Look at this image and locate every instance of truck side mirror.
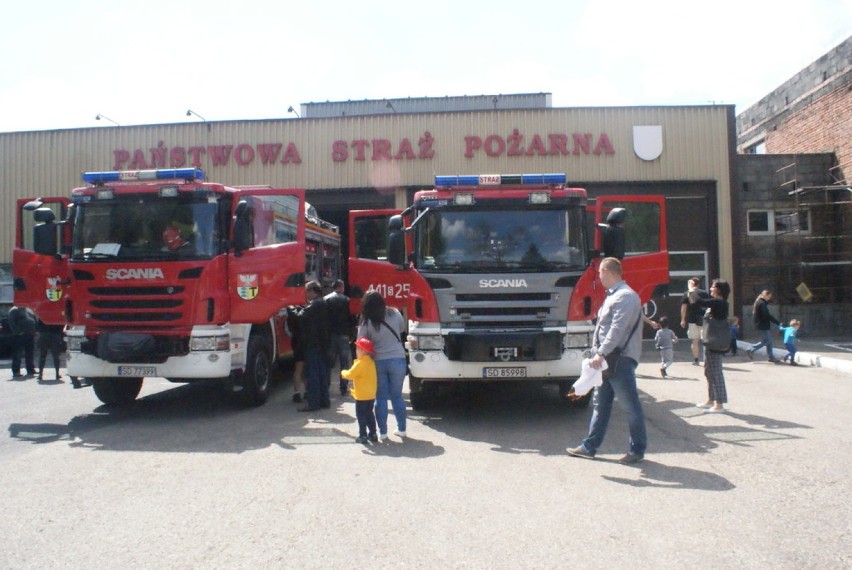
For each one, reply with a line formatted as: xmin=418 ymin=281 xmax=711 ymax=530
xmin=600 ymin=207 xmax=626 ymax=260
xmin=387 ymin=215 xmax=405 ymax=266
xmin=33 ymin=207 xmax=59 ymax=257
xmin=232 ymin=200 xmax=252 ymax=255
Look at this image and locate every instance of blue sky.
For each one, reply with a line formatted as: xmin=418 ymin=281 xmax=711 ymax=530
xmin=0 ymin=0 xmax=849 ymax=132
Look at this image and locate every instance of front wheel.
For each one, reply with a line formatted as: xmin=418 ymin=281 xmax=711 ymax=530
xmin=92 ymin=377 xmax=143 ymax=406
xmin=240 ymin=335 xmax=272 ymax=407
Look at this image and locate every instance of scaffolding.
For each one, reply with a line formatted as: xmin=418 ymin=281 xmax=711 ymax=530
xmin=775 ymin=159 xmax=851 ymax=304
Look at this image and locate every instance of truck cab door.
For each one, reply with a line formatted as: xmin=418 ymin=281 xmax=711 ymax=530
xmin=228 ymin=191 xmax=306 ymax=325
xmin=594 ymin=195 xmax=669 ymax=306
xmin=12 ymin=197 xmax=71 ymax=326
xmin=348 ymin=209 xmax=410 ymax=314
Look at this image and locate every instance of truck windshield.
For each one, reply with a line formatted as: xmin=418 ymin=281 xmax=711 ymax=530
xmin=413 ymin=206 xmax=586 ymax=272
xmin=71 ymin=195 xmax=223 ymax=260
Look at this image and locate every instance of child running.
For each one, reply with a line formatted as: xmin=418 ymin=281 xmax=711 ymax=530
xmin=340 ymin=337 xmax=378 ymax=444
xmin=779 ymin=319 xmax=801 ymax=366
xmin=654 ymin=316 xmax=678 ymax=378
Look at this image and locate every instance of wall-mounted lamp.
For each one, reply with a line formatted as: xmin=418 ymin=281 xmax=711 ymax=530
xmin=287 ymin=106 xmax=300 ymax=118
xmin=385 ymin=100 xmax=396 ymax=113
xmin=186 ymin=109 xmax=206 ymax=121
xmin=95 ymin=113 xmax=119 ymax=126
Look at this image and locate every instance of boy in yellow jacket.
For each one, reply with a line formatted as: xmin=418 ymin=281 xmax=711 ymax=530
xmin=341 ymin=337 xmax=378 ymax=444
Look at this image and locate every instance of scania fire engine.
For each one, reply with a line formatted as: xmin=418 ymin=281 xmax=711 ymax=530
xmin=14 ymin=168 xmax=340 ymax=406
xmin=348 ymin=173 xmax=668 ymax=408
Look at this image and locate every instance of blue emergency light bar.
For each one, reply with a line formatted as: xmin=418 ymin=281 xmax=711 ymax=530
xmin=82 ymin=168 xmax=205 ymax=184
xmin=435 ymin=173 xmax=566 ymax=187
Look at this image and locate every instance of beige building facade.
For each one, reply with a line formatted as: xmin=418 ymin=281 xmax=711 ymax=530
xmin=0 ymin=104 xmax=737 ymax=311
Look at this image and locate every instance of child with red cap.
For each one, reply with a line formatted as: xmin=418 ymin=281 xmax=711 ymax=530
xmin=341 ymin=337 xmax=378 ymax=444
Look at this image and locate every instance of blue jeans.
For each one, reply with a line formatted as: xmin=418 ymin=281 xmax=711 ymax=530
xmin=303 ymin=348 xmax=329 ymax=409
xmin=581 ymin=357 xmax=647 ymax=457
xmin=375 ymin=357 xmax=407 ymax=435
xmin=327 ymin=334 xmax=353 ymax=384
xmin=751 ymin=329 xmax=775 ymax=359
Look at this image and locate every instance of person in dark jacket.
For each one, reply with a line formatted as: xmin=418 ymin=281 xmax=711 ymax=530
xmin=324 ymin=279 xmax=354 ymax=395
xmin=8 ymin=305 xmax=37 ymax=378
xmin=297 ymin=280 xmax=330 ymax=412
xmin=747 ymin=290 xmax=781 ymax=363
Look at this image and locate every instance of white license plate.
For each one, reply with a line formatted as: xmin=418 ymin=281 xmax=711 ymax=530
xmin=482 ymin=367 xmax=527 ymax=378
xmin=117 ymin=366 xmax=156 ymax=377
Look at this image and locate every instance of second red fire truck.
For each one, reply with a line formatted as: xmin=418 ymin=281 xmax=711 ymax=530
xmin=347 ymin=173 xmax=668 ymax=408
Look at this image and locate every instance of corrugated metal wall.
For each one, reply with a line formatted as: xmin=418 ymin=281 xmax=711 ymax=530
xmin=0 ymin=105 xmax=734 ymax=273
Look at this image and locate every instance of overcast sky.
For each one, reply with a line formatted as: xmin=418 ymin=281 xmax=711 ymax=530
xmin=0 ymin=0 xmax=849 ymax=133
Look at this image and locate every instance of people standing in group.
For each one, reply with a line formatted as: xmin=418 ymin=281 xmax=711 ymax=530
xmin=324 ymin=279 xmax=354 ymax=396
xmin=747 ymin=290 xmax=781 ymax=363
xmin=692 ymin=279 xmax=732 ymax=413
xmin=654 ymin=316 xmax=677 ymax=378
xmin=8 ymin=305 xmax=37 ymax=378
xmin=36 ymin=319 xmax=64 ymax=382
xmin=728 ymin=316 xmax=740 ymax=356
xmin=779 ymin=319 xmax=802 ymax=366
xmin=296 ymin=281 xmax=330 ymax=412
xmin=357 ymin=290 xmax=407 ymax=441
xmin=680 ymin=277 xmax=709 ymax=366
xmin=567 ymin=257 xmax=647 ymax=464
xmin=341 ymin=337 xmax=378 ymax=444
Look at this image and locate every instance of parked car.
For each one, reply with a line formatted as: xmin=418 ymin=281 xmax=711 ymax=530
xmin=0 ymin=314 xmax=14 ymax=358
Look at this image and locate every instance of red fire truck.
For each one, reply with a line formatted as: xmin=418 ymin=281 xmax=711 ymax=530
xmin=13 ymin=168 xmax=340 ymax=406
xmin=348 ymin=173 xmax=668 ymax=408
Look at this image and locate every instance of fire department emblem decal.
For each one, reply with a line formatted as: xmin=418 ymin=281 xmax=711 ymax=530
xmin=45 ymin=276 xmax=63 ymax=302
xmin=237 ymin=274 xmax=259 ymax=300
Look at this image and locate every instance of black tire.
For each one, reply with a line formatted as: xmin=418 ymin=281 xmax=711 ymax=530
xmin=240 ymin=334 xmax=272 ymax=407
xmin=92 ymin=377 xmax=143 ymax=406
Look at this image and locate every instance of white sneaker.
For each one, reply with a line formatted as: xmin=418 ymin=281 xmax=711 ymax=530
xmin=379 ymin=433 xmax=388 ymax=441
xmin=393 ymin=430 xmax=407 ymax=438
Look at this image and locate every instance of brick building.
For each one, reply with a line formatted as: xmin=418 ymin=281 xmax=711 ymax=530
xmin=734 ymin=36 xmax=851 ymax=336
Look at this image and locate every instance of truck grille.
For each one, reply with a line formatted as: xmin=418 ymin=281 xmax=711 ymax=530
xmin=84 ymin=285 xmax=186 ymax=325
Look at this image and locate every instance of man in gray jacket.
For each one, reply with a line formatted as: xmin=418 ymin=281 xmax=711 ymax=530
xmin=567 ymin=257 xmax=647 ymax=464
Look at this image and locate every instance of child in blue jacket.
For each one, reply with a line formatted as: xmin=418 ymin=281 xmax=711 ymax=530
xmin=779 ymin=319 xmax=801 ymax=366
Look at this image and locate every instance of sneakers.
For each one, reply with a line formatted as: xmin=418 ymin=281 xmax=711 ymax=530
xmin=566 ymin=446 xmax=595 ymax=460
xmin=746 ymin=350 xmax=754 ymax=360
xmin=696 ymin=402 xmax=713 ymax=409
xmin=692 ymin=359 xmax=700 ymax=366
xmin=368 ymin=434 xmax=379 ymax=443
xmin=769 ymin=358 xmax=781 ymax=364
xmin=618 ymin=453 xmax=644 ymax=464
xmin=706 ymin=407 xmax=726 ymax=413
xmin=393 ymin=430 xmax=407 ymax=438
xmin=378 ymin=433 xmax=388 ymax=442
xmin=355 ymin=436 xmax=369 ymax=444
xmin=660 ymin=367 xmax=667 ymax=378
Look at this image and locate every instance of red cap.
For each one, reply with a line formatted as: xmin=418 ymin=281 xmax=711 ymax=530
xmin=354 ymin=337 xmax=375 ymax=354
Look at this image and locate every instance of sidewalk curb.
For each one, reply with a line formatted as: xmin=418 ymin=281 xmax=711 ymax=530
xmin=737 ymin=341 xmax=852 ymax=376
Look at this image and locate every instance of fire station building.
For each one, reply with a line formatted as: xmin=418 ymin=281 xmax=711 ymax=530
xmin=0 ymin=96 xmax=737 ymax=324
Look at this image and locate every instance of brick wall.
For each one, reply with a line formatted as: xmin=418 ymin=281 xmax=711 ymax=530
xmin=765 ymin=82 xmax=852 ymax=179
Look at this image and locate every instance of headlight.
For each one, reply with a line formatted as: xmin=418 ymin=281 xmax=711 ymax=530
xmin=66 ymin=337 xmax=83 ymax=352
xmin=565 ymin=332 xmax=592 ymax=349
xmin=190 ymin=334 xmax=230 ymax=351
xmin=410 ymin=335 xmax=443 ymax=351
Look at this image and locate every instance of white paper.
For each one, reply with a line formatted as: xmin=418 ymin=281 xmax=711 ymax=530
xmin=571 ymin=358 xmax=608 ymax=396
